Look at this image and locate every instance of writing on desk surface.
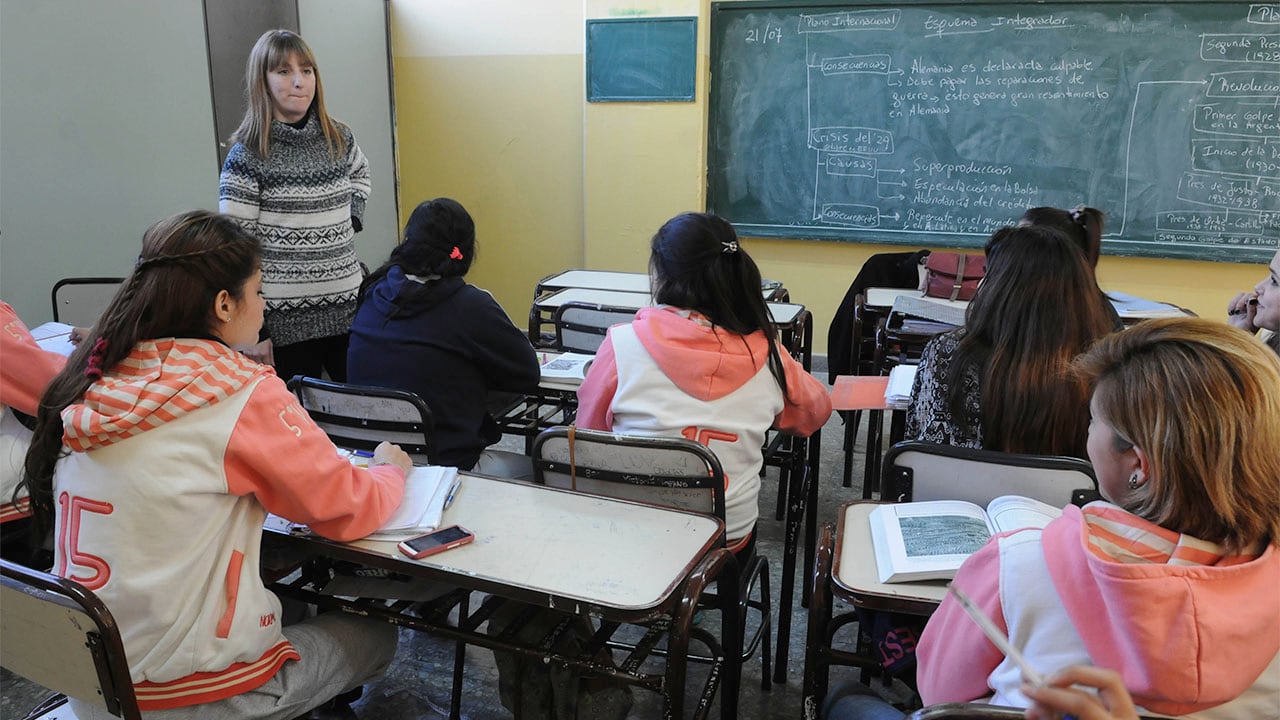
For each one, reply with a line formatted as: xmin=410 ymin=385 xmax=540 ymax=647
xmin=710 ymin=2 xmax=1280 ymax=261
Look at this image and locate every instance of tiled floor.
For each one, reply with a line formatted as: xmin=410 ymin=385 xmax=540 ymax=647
xmin=2 ymin=367 xmax=907 ymax=720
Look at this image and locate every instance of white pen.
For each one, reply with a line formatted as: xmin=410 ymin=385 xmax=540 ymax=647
xmin=948 ymin=584 xmax=1045 ymax=686
xmin=442 ymin=474 xmax=463 ymax=510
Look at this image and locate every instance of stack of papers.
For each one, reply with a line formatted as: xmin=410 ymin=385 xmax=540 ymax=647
xmin=891 ymin=295 xmax=967 ymax=327
xmin=364 ymin=465 xmax=458 ymax=541
xmin=884 ymin=365 xmax=918 ymax=410
xmin=1105 ymin=291 xmax=1186 ymax=318
xmin=30 ymin=321 xmax=77 ymax=357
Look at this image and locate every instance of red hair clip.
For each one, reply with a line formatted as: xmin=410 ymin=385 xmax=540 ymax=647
xmin=449 ymin=246 xmax=464 ymax=260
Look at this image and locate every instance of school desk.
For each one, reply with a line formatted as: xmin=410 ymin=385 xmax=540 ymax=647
xmin=535 ymin=268 xmax=788 ymax=301
xmin=264 ymin=473 xmax=740 ymax=720
xmin=803 ymin=502 xmax=948 ymax=717
xmin=865 ymin=286 xmax=1195 ymax=324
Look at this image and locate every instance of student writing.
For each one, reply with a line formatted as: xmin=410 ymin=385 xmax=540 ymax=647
xmin=20 ymin=210 xmax=412 ymax=719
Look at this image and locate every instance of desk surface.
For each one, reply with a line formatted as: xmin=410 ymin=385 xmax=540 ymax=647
xmin=535 ymin=287 xmax=806 ymax=325
xmin=272 ymin=474 xmax=723 ymax=612
xmin=833 ymin=502 xmax=948 ymax=614
xmin=867 ymin=286 xmax=1195 ymax=321
xmin=539 ymin=268 xmax=783 ymax=299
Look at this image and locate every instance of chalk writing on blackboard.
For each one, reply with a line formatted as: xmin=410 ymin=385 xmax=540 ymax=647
xmin=708 ymin=2 xmax=1280 ymax=262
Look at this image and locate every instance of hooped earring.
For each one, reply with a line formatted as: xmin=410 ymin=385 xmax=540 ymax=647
xmin=1128 ymin=471 xmax=1141 ymax=491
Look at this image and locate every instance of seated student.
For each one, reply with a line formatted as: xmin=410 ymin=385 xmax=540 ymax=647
xmin=1226 ymin=248 xmax=1280 ymax=356
xmin=1018 ymin=205 xmax=1123 ymax=329
xmin=916 ymin=318 xmax=1279 ymax=718
xmin=906 ymin=225 xmax=1116 ymax=457
xmin=20 ymin=210 xmax=412 ymax=720
xmin=347 ymin=198 xmax=540 ymax=477
xmin=576 ymin=212 xmax=831 ymax=548
xmin=1 ymin=301 xmax=66 ymax=524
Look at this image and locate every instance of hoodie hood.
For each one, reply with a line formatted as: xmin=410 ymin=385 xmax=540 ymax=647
xmin=62 ymin=339 xmax=271 ymax=452
xmin=630 ymin=306 xmax=773 ymax=401
xmin=1043 ymin=502 xmax=1280 ymax=716
xmin=364 ymin=265 xmax=465 ymax=319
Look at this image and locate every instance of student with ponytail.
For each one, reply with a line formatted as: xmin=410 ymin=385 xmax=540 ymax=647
xmin=20 ymin=210 xmax=410 ymax=719
xmin=348 ymin=198 xmax=540 ymax=476
xmin=1018 ymin=205 xmax=1123 ymax=329
xmin=576 ymin=212 xmax=831 ymax=547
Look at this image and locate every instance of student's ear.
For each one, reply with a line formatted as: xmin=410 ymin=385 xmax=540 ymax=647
xmin=1131 ymin=444 xmax=1151 ymax=486
xmin=212 ymin=288 xmax=234 ymax=325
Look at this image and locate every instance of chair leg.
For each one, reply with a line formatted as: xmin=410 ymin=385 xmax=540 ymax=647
xmin=757 ymin=560 xmax=773 ymax=691
xmin=841 ymin=410 xmax=861 ymax=488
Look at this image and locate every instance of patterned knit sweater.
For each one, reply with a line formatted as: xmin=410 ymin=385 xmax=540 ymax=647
xmin=219 ymin=113 xmax=370 ymax=346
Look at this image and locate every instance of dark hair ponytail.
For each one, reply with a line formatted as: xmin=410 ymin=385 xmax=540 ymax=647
xmin=1019 ymin=205 xmax=1105 ymax=267
xmin=649 ymin=212 xmax=792 ymax=400
xmin=19 ymin=211 xmax=260 ymax=533
xmin=359 ymin=198 xmax=476 ymax=315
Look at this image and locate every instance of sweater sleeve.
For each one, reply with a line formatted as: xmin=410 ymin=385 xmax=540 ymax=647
xmin=773 ymin=351 xmax=832 ymax=436
xmin=469 ymin=289 xmax=541 ymax=394
xmin=916 ymin=537 xmax=1008 ymax=704
xmin=218 ymin=144 xmax=263 ymax=237
xmin=346 ymin=132 xmax=370 ymax=224
xmin=0 ymin=302 xmax=66 ymax=415
xmin=223 ymin=376 xmax=405 ymax=542
xmin=575 ymin=331 xmax=619 ymax=430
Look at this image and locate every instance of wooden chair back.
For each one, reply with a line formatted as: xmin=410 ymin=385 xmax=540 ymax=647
xmin=288 ymin=376 xmax=435 ymax=465
xmin=51 ymin=277 xmax=124 ymax=327
xmin=881 ymin=440 xmax=1099 ymax=508
xmin=0 ymin=558 xmax=141 ymax=719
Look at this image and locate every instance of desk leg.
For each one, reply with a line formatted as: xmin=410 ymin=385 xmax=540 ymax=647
xmin=801 ymin=525 xmax=835 ymax=720
xmin=862 ymin=409 xmax=883 ymax=500
xmin=449 ymin=592 xmax=469 ymax=720
xmin=803 ymin=430 xmax=820 ymax=609
xmin=670 ymin=549 xmax=740 ymax=720
xmin=773 ymin=446 xmax=810 ymax=684
xmin=841 ymin=411 xmax=860 ymax=488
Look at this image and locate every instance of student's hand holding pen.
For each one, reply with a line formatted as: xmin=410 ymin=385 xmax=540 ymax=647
xmin=370 ymin=441 xmax=412 ymax=477
xmin=1227 ymin=291 xmax=1259 ymax=332
xmin=1022 ymin=666 xmax=1139 ymax=720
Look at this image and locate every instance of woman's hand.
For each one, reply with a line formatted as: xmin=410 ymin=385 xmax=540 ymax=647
xmin=69 ymin=327 xmax=92 ymax=345
xmin=1022 ymin=666 xmax=1139 ymax=720
xmin=371 ymin=441 xmax=412 ymax=477
xmin=1227 ymin=291 xmax=1259 ymax=333
xmin=241 ymin=338 xmax=274 ymax=366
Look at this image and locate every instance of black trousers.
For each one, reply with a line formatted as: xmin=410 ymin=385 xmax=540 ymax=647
xmin=273 ymin=333 xmax=350 ymax=384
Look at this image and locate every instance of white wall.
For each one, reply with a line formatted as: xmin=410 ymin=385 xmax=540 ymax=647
xmin=0 ymin=0 xmax=400 ymax=322
xmin=0 ymin=0 xmax=219 ymax=321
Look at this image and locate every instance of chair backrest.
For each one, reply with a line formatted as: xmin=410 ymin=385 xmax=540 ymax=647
xmin=51 ymin=277 xmax=124 ymax=327
xmin=0 ymin=559 xmax=142 ymax=720
xmin=288 ymin=376 xmax=435 ymax=464
xmin=882 ymin=440 xmax=1099 ymax=508
xmin=531 ymin=426 xmax=726 ymax=520
xmin=552 ymin=301 xmax=639 ymax=354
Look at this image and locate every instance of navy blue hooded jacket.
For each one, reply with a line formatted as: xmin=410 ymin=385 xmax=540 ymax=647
xmin=348 ymin=266 xmax=540 ymax=469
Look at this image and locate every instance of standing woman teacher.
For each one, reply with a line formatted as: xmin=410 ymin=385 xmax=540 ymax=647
xmin=220 ymin=29 xmax=369 ymax=382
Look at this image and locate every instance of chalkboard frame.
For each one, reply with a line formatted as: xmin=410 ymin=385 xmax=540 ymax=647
xmin=587 ymin=16 xmax=698 ymax=103
xmin=707 ymin=0 xmax=1279 ymax=263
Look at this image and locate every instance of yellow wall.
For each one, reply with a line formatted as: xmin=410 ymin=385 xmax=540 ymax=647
xmin=396 ymin=1 xmax=1269 ymax=352
xmin=389 ymin=1 xmax=585 ymax=320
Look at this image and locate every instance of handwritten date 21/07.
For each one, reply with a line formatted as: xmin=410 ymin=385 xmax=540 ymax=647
xmin=745 ymin=24 xmax=782 ymax=44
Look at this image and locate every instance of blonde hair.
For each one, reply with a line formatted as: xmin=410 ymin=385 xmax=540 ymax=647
xmin=1072 ymin=318 xmax=1280 ymax=552
xmin=229 ymin=29 xmax=346 ymax=159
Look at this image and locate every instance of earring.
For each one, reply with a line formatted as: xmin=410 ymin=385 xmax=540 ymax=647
xmin=1128 ymin=472 xmax=1141 ymax=490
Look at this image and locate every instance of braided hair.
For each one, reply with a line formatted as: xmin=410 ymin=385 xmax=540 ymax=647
xmin=19 ymin=211 xmax=261 ymax=533
xmin=649 ymin=212 xmax=791 ymax=400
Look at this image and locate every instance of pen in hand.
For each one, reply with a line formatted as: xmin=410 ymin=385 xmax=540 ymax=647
xmin=443 ymin=474 xmax=463 ymax=510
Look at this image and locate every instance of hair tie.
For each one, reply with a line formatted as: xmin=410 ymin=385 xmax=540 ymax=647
xmin=1069 ymin=206 xmax=1087 ymax=226
xmin=449 ymin=246 xmax=464 ymax=261
xmin=721 ymin=240 xmax=739 ymax=254
xmin=85 ymin=337 xmax=109 ymax=381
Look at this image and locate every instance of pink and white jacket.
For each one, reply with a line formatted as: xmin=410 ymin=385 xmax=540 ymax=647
xmin=53 ymin=338 xmax=405 ymax=711
xmin=576 ymin=307 xmax=831 ymax=543
xmin=1 ymin=301 xmax=66 ymax=522
xmin=917 ymin=502 xmax=1280 ymax=718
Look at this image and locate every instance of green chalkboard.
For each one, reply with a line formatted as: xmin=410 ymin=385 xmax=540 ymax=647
xmin=708 ymin=1 xmax=1280 ymax=262
xmin=587 ymin=17 xmax=698 ymax=102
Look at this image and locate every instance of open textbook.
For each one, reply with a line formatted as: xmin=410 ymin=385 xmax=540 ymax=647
xmin=869 ymin=495 xmax=1061 ymax=583
xmin=540 ymin=352 xmax=594 ymax=380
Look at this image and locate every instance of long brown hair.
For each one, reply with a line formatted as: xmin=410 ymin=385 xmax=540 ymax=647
xmin=229 ymin=29 xmax=346 ymax=159
xmin=19 ymin=211 xmax=261 ymax=533
xmin=1072 ymin=318 xmax=1280 ymax=552
xmin=947 ymin=225 xmax=1115 ymax=457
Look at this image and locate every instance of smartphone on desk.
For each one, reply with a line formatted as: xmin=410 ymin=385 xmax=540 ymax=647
xmin=397 ymin=525 xmax=475 ymax=560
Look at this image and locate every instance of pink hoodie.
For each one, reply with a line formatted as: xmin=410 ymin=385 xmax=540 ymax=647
xmin=577 ymin=306 xmax=830 ymax=435
xmin=918 ymin=503 xmax=1280 ymax=717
